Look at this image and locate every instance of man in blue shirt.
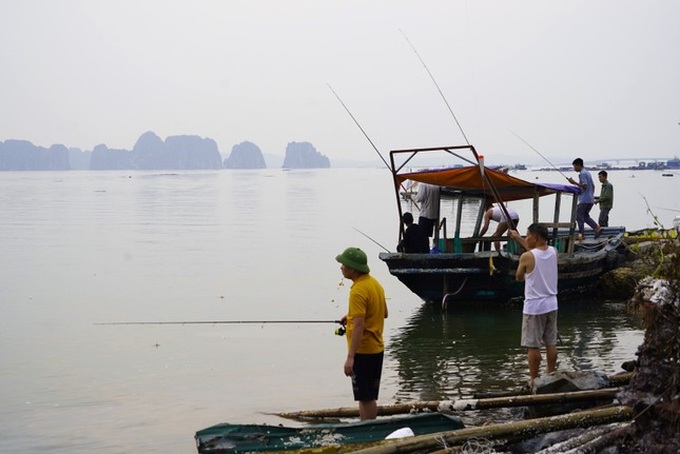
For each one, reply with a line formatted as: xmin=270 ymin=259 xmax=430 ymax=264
xmin=567 ymin=158 xmax=603 ymax=240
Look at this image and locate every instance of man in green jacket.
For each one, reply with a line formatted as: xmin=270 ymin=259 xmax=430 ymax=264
xmin=595 ymin=170 xmax=614 ymax=227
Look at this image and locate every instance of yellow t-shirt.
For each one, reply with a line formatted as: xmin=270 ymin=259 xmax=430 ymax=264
xmin=346 ymin=274 xmax=387 ymax=354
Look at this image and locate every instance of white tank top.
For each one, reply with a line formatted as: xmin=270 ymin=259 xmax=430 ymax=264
xmin=523 ymin=247 xmax=558 ymax=315
xmin=491 ymin=207 xmax=519 ymax=222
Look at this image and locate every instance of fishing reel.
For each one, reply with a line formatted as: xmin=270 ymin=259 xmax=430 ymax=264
xmin=335 ymin=325 xmax=346 ymax=336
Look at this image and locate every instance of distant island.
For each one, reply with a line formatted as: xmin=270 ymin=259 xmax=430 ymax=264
xmin=0 ymin=131 xmax=331 ymax=171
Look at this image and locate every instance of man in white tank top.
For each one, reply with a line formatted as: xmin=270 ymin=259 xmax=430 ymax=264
xmin=509 ymin=223 xmax=558 ymax=388
xmin=479 ymin=202 xmax=520 ymax=252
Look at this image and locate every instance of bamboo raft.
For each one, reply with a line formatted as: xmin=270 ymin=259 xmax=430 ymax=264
xmin=262 ymin=406 xmax=633 ymax=454
xmin=197 ymin=373 xmax=635 ymax=453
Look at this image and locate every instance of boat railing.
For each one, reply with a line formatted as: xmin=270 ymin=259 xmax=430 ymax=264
xmin=436 ymin=219 xmax=580 ymax=255
xmin=436 ymin=236 xmax=520 ymax=254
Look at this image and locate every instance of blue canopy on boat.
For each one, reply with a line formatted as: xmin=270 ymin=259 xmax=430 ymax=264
xmin=536 ymin=182 xmax=582 ymax=195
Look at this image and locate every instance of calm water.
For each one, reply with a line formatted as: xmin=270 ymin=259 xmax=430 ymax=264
xmin=0 ymin=168 xmax=675 ymax=453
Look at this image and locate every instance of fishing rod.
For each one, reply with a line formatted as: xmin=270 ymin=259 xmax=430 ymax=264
xmin=327 ymin=84 xmax=391 ymax=171
xmin=399 ymin=31 xmax=512 ymax=231
xmin=509 ymin=130 xmax=570 ymax=180
xmin=352 ymin=226 xmax=391 ymax=253
xmin=328 ymin=82 xmax=421 ymax=224
xmin=474 ymin=152 xmax=516 ymax=232
xmin=400 ymin=29 xmax=470 ymax=146
xmin=95 ymin=320 xmax=343 ymax=326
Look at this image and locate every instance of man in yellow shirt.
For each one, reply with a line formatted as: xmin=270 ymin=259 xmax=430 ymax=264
xmin=336 ymin=247 xmax=388 ymax=420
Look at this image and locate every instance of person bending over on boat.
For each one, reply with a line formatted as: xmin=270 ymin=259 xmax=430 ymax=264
xmin=595 ymin=170 xmax=613 ymax=228
xmin=508 ymin=224 xmax=558 ymax=389
xmin=397 ymin=212 xmax=429 ymax=253
xmin=335 ymin=247 xmax=388 ymax=420
xmin=567 ymin=158 xmax=603 ymax=240
xmin=479 ymin=201 xmax=520 ymax=252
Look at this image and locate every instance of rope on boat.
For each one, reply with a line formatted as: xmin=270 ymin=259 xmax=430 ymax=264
xmin=441 ymin=277 xmax=468 ymax=309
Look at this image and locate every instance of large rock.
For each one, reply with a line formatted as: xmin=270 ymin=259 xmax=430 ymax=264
xmin=526 ymin=371 xmax=611 ymax=418
xmin=600 ymin=266 xmax=642 ymax=300
xmin=132 ymin=131 xmax=166 ymax=169
xmin=224 ymin=141 xmax=266 ymax=169
xmin=90 ymin=144 xmax=133 ymax=170
xmin=68 ymin=147 xmax=91 ymax=170
xmin=282 ymin=141 xmax=330 ymax=169
xmin=163 ymin=135 xmax=222 ymax=170
xmin=91 ymin=131 xmax=223 ymax=170
xmin=0 ymin=139 xmax=70 ymax=170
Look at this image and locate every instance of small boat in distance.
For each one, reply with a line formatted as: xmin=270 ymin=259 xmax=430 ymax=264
xmin=379 ymin=145 xmax=625 ymax=305
xmin=195 ymin=412 xmax=464 ymax=453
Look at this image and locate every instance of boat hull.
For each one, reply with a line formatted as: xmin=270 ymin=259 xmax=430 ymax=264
xmin=379 ymin=236 xmax=624 ymax=304
xmin=195 ymin=412 xmax=464 ymax=453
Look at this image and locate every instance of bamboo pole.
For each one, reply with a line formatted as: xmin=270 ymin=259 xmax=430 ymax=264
xmin=607 ymin=372 xmax=633 ymax=387
xmin=473 ymin=372 xmax=632 ymax=399
xmin=439 ymin=388 xmax=621 ymax=411
xmin=348 ymin=406 xmax=633 ymax=454
xmin=274 ymin=401 xmax=440 ymax=419
xmin=275 ymin=388 xmax=621 ymax=420
xmin=534 ymin=422 xmax=630 ymax=453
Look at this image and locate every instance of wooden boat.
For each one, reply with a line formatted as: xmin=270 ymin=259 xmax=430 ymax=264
xmin=379 ymin=145 xmax=626 ymax=305
xmin=194 ymin=412 xmax=464 ymax=453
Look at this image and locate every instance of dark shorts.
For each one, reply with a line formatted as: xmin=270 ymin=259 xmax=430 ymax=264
xmin=418 ymin=217 xmax=435 ymax=237
xmin=351 ymin=352 xmax=384 ymax=401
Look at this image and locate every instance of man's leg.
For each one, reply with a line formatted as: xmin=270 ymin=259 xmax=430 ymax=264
xmin=527 ymin=347 xmax=541 ymax=387
xmin=576 ymin=204 xmax=587 ymax=235
xmin=546 ymin=345 xmax=558 ymax=374
xmin=493 ymin=223 xmax=508 ymax=252
xmin=583 ymin=203 xmax=600 ymax=230
xmin=598 ymin=207 xmax=610 ymax=227
xmin=359 ymin=400 xmax=378 ymax=420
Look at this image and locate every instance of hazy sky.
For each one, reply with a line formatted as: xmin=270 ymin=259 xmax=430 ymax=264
xmin=1 ymin=1 xmax=679 ymax=165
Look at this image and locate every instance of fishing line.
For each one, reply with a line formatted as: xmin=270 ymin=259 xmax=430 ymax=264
xmin=400 ymin=29 xmax=470 ymax=145
xmin=654 ymin=206 xmax=680 ymax=213
xmin=509 ymin=130 xmax=570 ymax=180
xmin=352 ymin=226 xmax=391 ymax=253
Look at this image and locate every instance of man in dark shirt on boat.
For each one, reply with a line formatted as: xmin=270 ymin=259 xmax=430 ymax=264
xmin=397 ymin=212 xmax=429 ymax=253
xmin=335 ymin=247 xmax=388 ymax=420
xmin=509 ymin=224 xmax=558 ymax=389
xmin=595 ymin=170 xmax=613 ymax=227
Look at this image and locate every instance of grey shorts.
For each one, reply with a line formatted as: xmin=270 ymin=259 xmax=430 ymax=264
xmin=521 ymin=311 xmax=558 ymax=348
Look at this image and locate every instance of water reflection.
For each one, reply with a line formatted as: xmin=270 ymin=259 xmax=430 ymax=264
xmin=387 ymin=300 xmax=643 ymax=402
